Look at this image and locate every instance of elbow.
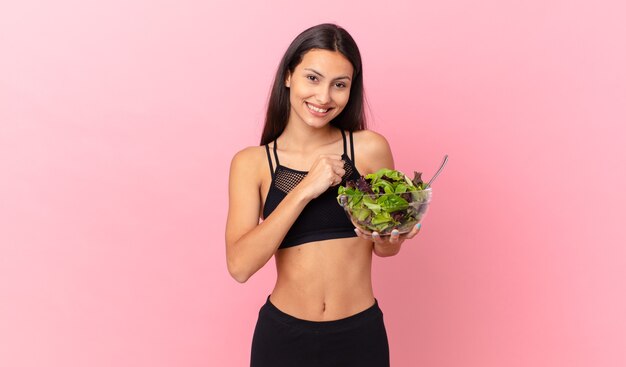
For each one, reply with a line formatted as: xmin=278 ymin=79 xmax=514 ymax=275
xmin=227 ymin=257 xmax=252 ymax=283
xmin=230 ymin=270 xmax=251 ymax=284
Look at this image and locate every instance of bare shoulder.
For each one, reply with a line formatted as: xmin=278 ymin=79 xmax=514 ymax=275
xmin=352 ymin=130 xmax=394 ymax=173
xmin=352 ymin=129 xmax=390 ymax=152
xmin=229 ymin=145 xmax=267 ymax=182
xmin=231 ymin=145 xmax=265 ymax=164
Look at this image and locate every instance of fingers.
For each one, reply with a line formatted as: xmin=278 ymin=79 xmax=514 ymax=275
xmin=334 ymin=159 xmax=346 ymax=181
xmin=404 ymin=223 xmax=422 ymax=239
xmin=389 ymin=229 xmax=401 ymax=244
xmin=320 ymin=155 xmax=346 ymax=170
xmin=354 ymin=228 xmax=386 ymax=245
xmin=354 ymin=223 xmax=423 ymax=244
xmin=371 ymin=231 xmax=387 ymax=245
xmin=331 ymin=167 xmax=346 ymax=186
xmin=316 ymin=155 xmax=345 ymax=186
xmin=329 ymin=158 xmax=346 ymax=175
xmin=298 ymin=154 xmax=347 ymax=199
xmin=329 ymin=165 xmax=345 ymax=186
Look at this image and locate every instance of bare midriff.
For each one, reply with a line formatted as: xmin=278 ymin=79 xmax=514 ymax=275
xmin=269 ymin=236 xmax=375 ymax=321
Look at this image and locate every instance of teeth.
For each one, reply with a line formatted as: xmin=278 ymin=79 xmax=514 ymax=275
xmin=307 ymin=103 xmax=328 ymax=113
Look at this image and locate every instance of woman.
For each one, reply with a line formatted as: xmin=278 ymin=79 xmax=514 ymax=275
xmin=225 ymin=23 xmax=421 ymax=367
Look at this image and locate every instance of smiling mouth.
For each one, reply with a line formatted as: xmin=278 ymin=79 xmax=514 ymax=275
xmin=306 ymin=102 xmax=331 ymax=113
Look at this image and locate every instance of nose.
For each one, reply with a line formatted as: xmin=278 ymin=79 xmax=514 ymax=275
xmin=315 ymin=86 xmax=331 ymax=105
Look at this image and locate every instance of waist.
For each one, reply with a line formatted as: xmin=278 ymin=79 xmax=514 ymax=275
xmin=272 ymin=244 xmax=374 ymax=320
xmin=265 ymin=293 xmax=380 ymax=325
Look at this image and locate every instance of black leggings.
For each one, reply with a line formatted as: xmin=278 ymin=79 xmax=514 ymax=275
xmin=251 ymin=296 xmax=390 ymax=367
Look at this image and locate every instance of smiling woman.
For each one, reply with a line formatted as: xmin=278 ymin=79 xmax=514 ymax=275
xmin=285 ymin=50 xmax=353 ymax=127
xmin=224 ymin=23 xmax=422 ymax=367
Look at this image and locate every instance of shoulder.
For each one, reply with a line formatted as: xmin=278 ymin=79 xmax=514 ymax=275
xmin=351 ymin=130 xmax=394 ymax=173
xmin=230 ymin=145 xmax=268 ymax=165
xmin=231 ymin=145 xmax=266 ymax=163
xmin=229 ymin=145 xmax=268 ymax=179
xmin=352 ymin=129 xmax=390 ymax=152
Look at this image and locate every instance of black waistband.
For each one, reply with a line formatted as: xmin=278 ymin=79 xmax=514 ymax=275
xmin=260 ymin=295 xmax=382 ymax=333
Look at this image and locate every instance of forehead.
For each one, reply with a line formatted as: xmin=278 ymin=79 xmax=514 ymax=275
xmin=296 ymin=49 xmax=354 ymax=76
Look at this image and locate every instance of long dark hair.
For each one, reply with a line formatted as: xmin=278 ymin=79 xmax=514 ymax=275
xmin=260 ymin=23 xmax=367 ymax=145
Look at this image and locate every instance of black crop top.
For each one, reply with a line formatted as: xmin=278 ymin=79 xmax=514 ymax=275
xmin=262 ymin=130 xmax=362 ymax=249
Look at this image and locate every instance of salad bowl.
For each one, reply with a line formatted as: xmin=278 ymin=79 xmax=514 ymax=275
xmin=338 ymin=189 xmax=431 ymax=235
xmin=337 ymin=168 xmax=432 ymax=236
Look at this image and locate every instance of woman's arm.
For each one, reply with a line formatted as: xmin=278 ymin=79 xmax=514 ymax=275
xmin=354 ymin=130 xmax=419 ymax=257
xmin=225 ymin=147 xmax=306 ymax=283
xmin=225 ymin=147 xmax=345 ymax=283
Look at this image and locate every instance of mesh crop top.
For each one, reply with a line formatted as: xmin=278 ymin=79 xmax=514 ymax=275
xmin=262 ymin=130 xmax=362 ymax=249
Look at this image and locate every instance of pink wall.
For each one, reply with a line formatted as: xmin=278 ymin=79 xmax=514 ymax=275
xmin=1 ymin=1 xmax=625 ymax=366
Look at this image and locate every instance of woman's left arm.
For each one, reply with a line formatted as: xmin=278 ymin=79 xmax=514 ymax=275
xmin=352 ymin=130 xmax=422 ymax=257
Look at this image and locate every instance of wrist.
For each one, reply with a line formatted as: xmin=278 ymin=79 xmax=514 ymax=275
xmin=289 ymin=185 xmax=313 ymax=204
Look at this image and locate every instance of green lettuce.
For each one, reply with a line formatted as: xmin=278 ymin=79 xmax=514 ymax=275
xmin=337 ymin=168 xmax=429 ymax=234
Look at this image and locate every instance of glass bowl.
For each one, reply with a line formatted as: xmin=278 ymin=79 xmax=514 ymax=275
xmin=337 ymin=188 xmax=432 ymax=236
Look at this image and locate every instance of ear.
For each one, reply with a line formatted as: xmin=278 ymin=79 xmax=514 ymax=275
xmin=285 ymin=72 xmax=291 ymax=88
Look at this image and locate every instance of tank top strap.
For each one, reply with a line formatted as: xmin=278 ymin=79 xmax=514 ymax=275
xmin=340 ymin=129 xmax=348 ymax=157
xmin=272 ymin=139 xmax=280 ymax=166
xmin=349 ymin=130 xmax=355 ymax=164
xmin=265 ymin=144 xmax=275 ymax=179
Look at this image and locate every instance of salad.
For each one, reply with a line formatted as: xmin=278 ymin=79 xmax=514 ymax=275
xmin=337 ymin=168 xmax=431 ymax=234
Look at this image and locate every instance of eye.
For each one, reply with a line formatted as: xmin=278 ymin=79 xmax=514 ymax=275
xmin=306 ymin=75 xmax=318 ymax=82
xmin=335 ymin=82 xmax=347 ymax=88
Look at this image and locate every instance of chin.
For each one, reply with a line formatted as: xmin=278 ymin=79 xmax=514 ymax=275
xmin=305 ymin=111 xmax=340 ymax=127
xmin=304 ymin=118 xmax=334 ymax=129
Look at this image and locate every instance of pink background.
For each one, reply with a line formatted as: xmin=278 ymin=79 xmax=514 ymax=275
xmin=1 ymin=1 xmax=625 ymax=366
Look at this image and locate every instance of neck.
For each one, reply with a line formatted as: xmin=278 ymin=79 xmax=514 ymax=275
xmin=280 ymin=122 xmax=338 ymax=152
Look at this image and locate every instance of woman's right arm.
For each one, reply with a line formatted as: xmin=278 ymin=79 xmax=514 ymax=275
xmin=224 ymin=147 xmax=304 ymax=283
xmin=225 ymin=148 xmax=345 ymax=283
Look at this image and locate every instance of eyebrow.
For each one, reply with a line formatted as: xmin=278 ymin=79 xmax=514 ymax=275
xmin=304 ymin=68 xmax=351 ymax=81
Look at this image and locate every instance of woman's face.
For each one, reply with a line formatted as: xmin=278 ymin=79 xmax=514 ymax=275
xmin=285 ymin=49 xmax=354 ymax=129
